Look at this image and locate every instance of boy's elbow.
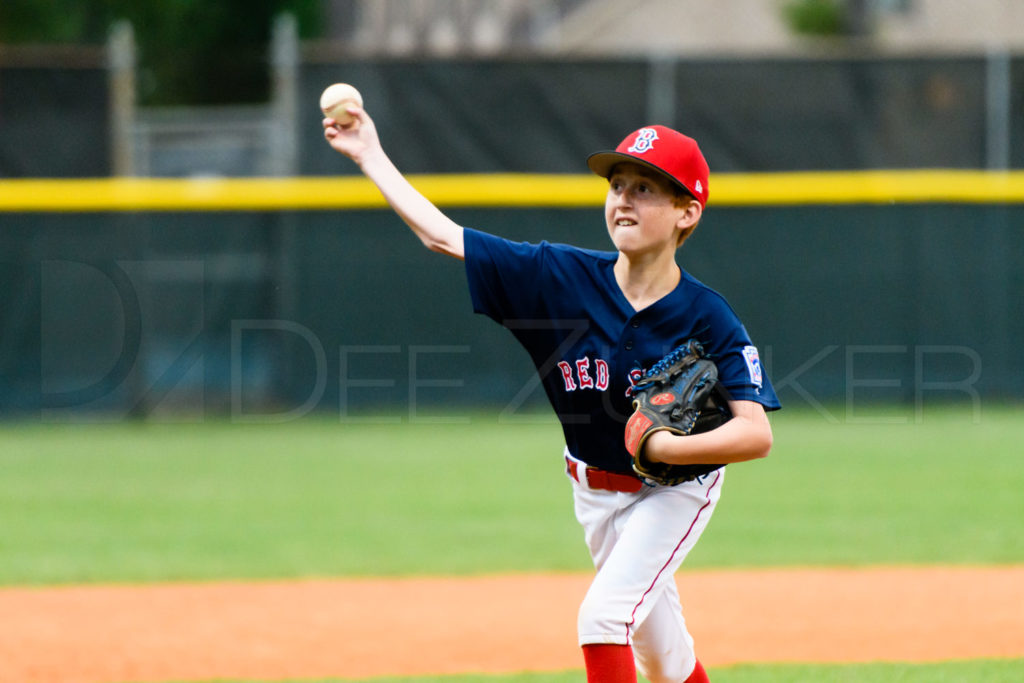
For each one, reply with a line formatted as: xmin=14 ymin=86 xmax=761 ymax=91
xmin=421 ymin=227 xmax=465 ymax=259
xmin=752 ymin=423 xmax=773 ymax=460
xmin=424 ymin=239 xmax=464 ymax=259
xmin=731 ymin=400 xmax=773 ymax=461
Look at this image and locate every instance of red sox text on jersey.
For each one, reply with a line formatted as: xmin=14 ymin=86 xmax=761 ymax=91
xmin=556 ymin=356 xmax=610 ymax=392
xmin=557 ymin=356 xmax=644 ymax=397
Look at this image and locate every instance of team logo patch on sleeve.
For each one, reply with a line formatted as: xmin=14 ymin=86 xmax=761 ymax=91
xmin=742 ymin=345 xmax=763 ymax=388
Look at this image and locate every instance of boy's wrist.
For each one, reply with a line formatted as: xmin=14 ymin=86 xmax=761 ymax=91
xmin=355 ymin=145 xmax=387 ymax=173
xmin=643 ymin=430 xmax=678 ymax=464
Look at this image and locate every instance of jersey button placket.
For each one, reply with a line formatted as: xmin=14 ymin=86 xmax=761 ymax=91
xmin=623 ymin=317 xmax=641 ymax=352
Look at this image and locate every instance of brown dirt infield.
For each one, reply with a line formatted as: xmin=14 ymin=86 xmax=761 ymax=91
xmin=2 ymin=566 xmax=1022 ymax=683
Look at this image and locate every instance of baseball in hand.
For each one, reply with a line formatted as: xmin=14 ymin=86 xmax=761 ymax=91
xmin=320 ymin=83 xmax=363 ymax=126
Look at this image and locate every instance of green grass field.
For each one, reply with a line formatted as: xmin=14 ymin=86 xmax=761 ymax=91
xmin=166 ymin=658 xmax=1024 ymax=683
xmin=2 ymin=405 xmax=1022 ymax=584
xmin=3 ymin=405 xmax=1023 ymax=681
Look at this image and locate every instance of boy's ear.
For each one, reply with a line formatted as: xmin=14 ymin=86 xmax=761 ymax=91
xmin=677 ymin=199 xmax=702 ymax=229
xmin=675 ymin=200 xmax=702 ymax=246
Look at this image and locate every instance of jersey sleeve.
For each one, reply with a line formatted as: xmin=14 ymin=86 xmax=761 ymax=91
xmin=698 ymin=291 xmax=781 ymax=411
xmin=463 ymin=228 xmax=547 ymax=323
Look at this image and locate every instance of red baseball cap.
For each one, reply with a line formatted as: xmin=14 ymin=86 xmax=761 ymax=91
xmin=587 ymin=125 xmax=709 ymax=208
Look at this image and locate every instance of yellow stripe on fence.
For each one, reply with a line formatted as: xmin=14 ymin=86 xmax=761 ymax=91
xmin=2 ymin=171 xmax=1024 ymax=212
xmin=713 ymin=170 xmax=1024 ymax=205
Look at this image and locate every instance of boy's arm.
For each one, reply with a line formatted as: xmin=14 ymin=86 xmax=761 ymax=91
xmin=323 ymin=107 xmax=465 ymax=260
xmin=643 ymin=400 xmax=773 ymax=466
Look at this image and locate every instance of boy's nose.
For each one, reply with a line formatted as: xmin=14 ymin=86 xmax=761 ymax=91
xmin=615 ymin=188 xmax=635 ymax=205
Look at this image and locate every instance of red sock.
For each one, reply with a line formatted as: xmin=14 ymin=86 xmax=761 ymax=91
xmin=581 ymin=644 xmax=636 ymax=682
xmin=685 ymin=658 xmax=710 ymax=683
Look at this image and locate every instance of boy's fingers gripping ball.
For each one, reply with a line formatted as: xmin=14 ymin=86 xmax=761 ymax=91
xmin=320 ymin=83 xmax=363 ymax=126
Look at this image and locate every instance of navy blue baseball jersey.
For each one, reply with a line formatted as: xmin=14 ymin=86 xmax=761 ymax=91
xmin=464 ymin=228 xmax=780 ymax=474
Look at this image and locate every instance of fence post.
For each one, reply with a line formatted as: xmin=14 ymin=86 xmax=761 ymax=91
xmin=270 ymin=13 xmax=300 ymax=177
xmin=269 ymin=13 xmax=302 ymax=409
xmin=646 ymin=54 xmax=676 ymax=126
xmin=985 ymin=47 xmax=1011 ymax=170
xmin=108 ymin=20 xmax=136 ymax=177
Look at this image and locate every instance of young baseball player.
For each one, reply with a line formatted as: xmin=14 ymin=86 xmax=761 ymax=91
xmin=324 ymin=106 xmax=779 ymax=682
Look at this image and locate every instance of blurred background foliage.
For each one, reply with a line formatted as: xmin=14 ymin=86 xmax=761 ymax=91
xmin=783 ymin=0 xmax=846 ymax=36
xmin=0 ymin=0 xmax=325 ymax=104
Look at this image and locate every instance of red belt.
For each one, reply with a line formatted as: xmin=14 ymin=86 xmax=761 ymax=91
xmin=565 ymin=456 xmax=644 ymax=493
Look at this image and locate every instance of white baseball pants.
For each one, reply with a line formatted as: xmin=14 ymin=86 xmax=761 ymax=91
xmin=567 ymin=451 xmax=724 ymax=682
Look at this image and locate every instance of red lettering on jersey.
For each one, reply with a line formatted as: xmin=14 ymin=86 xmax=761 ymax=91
xmin=559 ymin=356 xmax=613 ymax=393
xmin=595 ymin=359 xmax=609 ymax=390
xmin=557 ymin=361 xmax=577 ymax=391
xmin=576 ymin=357 xmax=594 ymax=389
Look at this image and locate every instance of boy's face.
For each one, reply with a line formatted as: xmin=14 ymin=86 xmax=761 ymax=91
xmin=604 ymin=163 xmax=700 ymax=256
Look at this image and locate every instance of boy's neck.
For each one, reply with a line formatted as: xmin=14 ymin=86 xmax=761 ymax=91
xmin=613 ymin=254 xmax=681 ymax=312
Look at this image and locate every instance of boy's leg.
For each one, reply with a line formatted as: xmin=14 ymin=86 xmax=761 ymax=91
xmin=575 ymin=470 xmax=724 ymax=679
xmin=630 ymin=580 xmax=694 ymax=682
xmin=630 ymin=583 xmax=711 ymax=682
xmin=582 ymin=644 xmax=636 ymax=683
xmin=580 ymin=642 xmax=708 ymax=683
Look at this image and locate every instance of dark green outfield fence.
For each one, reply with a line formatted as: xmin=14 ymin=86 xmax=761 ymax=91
xmin=1 ymin=199 xmax=1021 ymax=419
